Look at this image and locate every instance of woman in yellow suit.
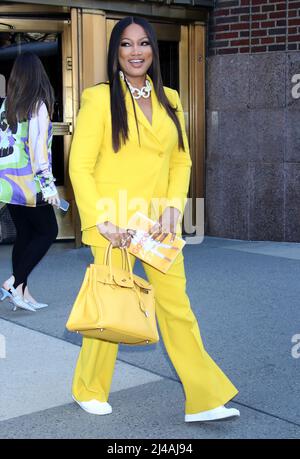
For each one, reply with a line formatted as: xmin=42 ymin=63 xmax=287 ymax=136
xmin=69 ymin=16 xmax=240 ymax=422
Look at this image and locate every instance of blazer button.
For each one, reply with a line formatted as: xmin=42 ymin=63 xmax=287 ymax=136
xmin=158 ymin=152 xmax=163 ymax=157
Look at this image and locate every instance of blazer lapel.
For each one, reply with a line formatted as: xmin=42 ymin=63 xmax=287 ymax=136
xmin=121 ymin=76 xmax=167 ymax=143
xmin=150 ymin=86 xmax=168 ymax=135
xmin=124 ymin=86 xmax=151 ymax=133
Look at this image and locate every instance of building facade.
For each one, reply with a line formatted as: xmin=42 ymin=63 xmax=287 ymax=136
xmin=206 ymin=1 xmax=300 ymax=241
xmin=0 ymin=0 xmax=210 ymax=245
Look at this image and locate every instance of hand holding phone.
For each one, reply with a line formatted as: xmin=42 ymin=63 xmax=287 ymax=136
xmin=59 ymin=198 xmax=70 ymax=212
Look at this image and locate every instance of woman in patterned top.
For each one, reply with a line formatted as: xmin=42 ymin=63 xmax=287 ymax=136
xmin=0 ymin=52 xmax=59 ymax=312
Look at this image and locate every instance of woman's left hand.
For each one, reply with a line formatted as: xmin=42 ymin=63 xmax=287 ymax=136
xmin=151 ymin=206 xmax=181 ymax=243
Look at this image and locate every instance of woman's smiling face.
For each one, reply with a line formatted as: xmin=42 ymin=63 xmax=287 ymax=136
xmin=118 ymin=23 xmax=153 ymax=80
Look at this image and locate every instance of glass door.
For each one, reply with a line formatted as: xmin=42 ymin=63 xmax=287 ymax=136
xmin=0 ymin=18 xmax=74 ymax=239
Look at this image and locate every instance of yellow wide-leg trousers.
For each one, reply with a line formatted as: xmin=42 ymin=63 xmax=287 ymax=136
xmin=72 ymin=246 xmax=238 ymax=414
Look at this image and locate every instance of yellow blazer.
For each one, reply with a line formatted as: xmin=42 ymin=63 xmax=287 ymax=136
xmin=69 ymin=77 xmax=192 ymax=247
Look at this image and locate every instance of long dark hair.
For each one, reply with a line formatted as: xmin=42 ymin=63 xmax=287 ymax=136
xmin=107 ymin=16 xmax=184 ymax=153
xmin=6 ymin=52 xmax=55 ymax=129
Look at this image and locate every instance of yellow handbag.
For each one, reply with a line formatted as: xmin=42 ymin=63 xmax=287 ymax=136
xmin=66 ymin=243 xmax=159 ymax=345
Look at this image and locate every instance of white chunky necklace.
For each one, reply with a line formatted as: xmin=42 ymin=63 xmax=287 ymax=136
xmin=119 ymin=71 xmax=152 ymax=99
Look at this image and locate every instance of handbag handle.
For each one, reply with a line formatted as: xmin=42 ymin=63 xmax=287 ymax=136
xmin=120 ymin=247 xmax=132 ymax=272
xmin=103 ymin=243 xmax=149 ymax=317
xmin=104 ymin=243 xmax=114 ymax=281
xmin=104 ymin=243 xmax=130 ymax=270
xmin=103 ymin=243 xmax=134 ymax=281
xmin=121 ymin=247 xmax=134 ymax=280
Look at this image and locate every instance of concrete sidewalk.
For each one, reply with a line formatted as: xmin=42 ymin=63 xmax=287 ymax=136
xmin=0 ymin=237 xmax=300 ymax=439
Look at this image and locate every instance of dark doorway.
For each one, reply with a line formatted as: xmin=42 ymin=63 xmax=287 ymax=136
xmin=158 ymin=40 xmax=179 ymax=91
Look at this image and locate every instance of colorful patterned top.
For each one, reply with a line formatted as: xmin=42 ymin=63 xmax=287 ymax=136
xmin=0 ymin=98 xmax=56 ymax=207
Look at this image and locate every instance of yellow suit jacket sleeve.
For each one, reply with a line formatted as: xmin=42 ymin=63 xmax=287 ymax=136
xmin=165 ymin=90 xmax=192 ymax=215
xmin=69 ymin=86 xmax=109 ymax=230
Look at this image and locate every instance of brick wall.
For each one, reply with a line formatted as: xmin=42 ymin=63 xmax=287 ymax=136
xmin=209 ymin=0 xmax=300 ymax=54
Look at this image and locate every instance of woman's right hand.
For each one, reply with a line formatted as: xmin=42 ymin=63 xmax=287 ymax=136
xmin=45 ymin=192 xmax=60 ymax=207
xmin=97 ymin=221 xmax=135 ymax=248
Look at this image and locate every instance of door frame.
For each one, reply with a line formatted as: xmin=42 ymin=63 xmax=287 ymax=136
xmin=0 ymin=17 xmax=75 ymax=239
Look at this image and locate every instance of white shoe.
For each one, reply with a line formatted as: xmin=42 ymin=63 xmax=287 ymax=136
xmin=185 ymin=405 xmax=240 ymax=422
xmin=1 ymin=287 xmax=36 ymax=312
xmin=72 ymin=395 xmax=112 ymax=415
xmin=24 ymin=299 xmax=48 ymax=310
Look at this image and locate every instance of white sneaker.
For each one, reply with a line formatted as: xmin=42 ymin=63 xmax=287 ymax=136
xmin=72 ymin=395 xmax=112 ymax=415
xmin=185 ymin=405 xmax=240 ymax=422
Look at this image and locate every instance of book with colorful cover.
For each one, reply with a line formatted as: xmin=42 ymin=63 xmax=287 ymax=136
xmin=127 ymin=212 xmax=186 ymax=273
